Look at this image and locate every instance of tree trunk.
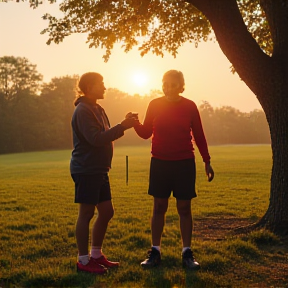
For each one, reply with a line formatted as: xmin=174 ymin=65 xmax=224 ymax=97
xmin=189 ymin=0 xmax=288 ymax=235
xmin=258 ymin=100 xmax=288 ymax=235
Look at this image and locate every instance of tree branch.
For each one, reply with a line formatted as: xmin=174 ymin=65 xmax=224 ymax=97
xmin=185 ymin=0 xmax=273 ymax=97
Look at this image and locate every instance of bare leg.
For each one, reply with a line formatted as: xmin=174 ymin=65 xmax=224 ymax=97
xmin=76 ymin=203 xmax=95 ymax=256
xmin=91 ymin=200 xmax=114 ymax=248
xmin=151 ymin=197 xmax=169 ymax=246
xmin=177 ymin=200 xmax=192 ymax=247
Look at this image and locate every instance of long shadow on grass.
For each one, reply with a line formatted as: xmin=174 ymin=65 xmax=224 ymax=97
xmin=142 ymin=254 xmax=190 ymax=288
xmin=143 ymin=267 xmax=173 ymax=288
xmin=143 ymin=267 xmax=204 ymax=288
xmin=21 ymin=273 xmax=96 ymax=288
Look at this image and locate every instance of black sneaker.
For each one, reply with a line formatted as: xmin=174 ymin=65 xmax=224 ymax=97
xmin=182 ymin=248 xmax=200 ymax=270
xmin=140 ymin=247 xmax=161 ymax=268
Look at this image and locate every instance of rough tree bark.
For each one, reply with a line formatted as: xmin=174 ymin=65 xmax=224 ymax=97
xmin=187 ymin=0 xmax=288 ymax=235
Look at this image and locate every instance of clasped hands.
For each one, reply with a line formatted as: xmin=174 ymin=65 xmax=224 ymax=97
xmin=120 ymin=112 xmax=139 ymax=130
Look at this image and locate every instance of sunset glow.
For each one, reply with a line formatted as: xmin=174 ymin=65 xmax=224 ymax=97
xmin=132 ymin=71 xmax=148 ymax=87
xmin=0 ymin=2 xmax=263 ymax=112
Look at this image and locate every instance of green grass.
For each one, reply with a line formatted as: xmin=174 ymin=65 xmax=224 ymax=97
xmin=0 ymin=145 xmax=287 ymax=288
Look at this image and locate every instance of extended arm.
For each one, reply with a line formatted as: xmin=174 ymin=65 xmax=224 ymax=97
xmin=134 ymin=102 xmax=154 ymax=139
xmin=191 ymin=105 xmax=214 ymax=182
xmin=74 ymin=107 xmax=135 ymax=146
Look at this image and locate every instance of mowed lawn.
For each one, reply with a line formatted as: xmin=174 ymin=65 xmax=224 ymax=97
xmin=0 ymin=145 xmax=287 ymax=288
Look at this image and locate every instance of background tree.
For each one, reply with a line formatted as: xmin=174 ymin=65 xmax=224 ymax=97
xmin=0 ymin=56 xmax=42 ymax=101
xmin=0 ymin=56 xmax=43 ymax=153
xmin=198 ymin=102 xmax=270 ymax=145
xmin=39 ymin=75 xmax=78 ymax=150
xmin=0 ymin=57 xmax=77 ymax=153
xmin=39 ymin=0 xmax=288 ymax=234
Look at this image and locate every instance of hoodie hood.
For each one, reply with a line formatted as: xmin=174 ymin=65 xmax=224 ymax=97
xmin=74 ymin=96 xmax=96 ymax=107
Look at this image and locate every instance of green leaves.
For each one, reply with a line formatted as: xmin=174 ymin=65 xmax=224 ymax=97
xmin=19 ymin=0 xmax=273 ymax=60
xmin=237 ymin=0 xmax=272 ymax=55
xmin=0 ymin=56 xmax=43 ymax=100
xmin=40 ymin=0 xmax=211 ymax=61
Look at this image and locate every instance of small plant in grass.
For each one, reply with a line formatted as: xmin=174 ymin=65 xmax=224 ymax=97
xmin=247 ymin=229 xmax=280 ymax=246
xmin=200 ymin=253 xmax=231 ymax=274
xmin=226 ymin=238 xmax=261 ymax=261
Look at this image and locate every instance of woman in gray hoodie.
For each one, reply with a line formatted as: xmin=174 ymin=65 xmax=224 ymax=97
xmin=70 ymin=72 xmax=137 ymax=274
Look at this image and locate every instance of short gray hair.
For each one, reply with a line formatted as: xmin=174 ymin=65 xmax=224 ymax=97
xmin=162 ymin=70 xmax=185 ymax=88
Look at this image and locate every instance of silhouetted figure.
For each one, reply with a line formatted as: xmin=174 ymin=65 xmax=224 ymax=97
xmin=70 ymin=72 xmax=137 ymax=274
xmin=133 ymin=70 xmax=214 ymax=269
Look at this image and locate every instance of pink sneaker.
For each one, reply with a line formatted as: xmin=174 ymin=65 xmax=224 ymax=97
xmin=91 ymin=255 xmax=119 ymax=268
xmin=77 ymin=258 xmax=107 ymax=274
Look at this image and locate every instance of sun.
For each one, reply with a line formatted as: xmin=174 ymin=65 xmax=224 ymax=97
xmin=132 ymin=71 xmax=148 ymax=87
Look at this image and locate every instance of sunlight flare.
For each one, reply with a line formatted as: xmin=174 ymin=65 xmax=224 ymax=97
xmin=132 ymin=71 xmax=148 ymax=87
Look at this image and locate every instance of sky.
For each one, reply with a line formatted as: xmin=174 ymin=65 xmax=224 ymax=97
xmin=0 ymin=1 xmax=262 ymax=112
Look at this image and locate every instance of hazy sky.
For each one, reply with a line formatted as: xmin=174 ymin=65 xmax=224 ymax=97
xmin=0 ymin=2 xmax=262 ymax=112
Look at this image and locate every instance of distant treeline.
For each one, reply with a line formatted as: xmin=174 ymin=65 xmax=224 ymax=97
xmin=0 ymin=76 xmax=270 ymax=154
xmin=0 ymin=56 xmax=270 ymax=154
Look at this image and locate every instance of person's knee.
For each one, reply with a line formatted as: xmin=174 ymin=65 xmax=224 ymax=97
xmin=101 ymin=209 xmax=114 ymax=223
xmin=79 ymin=209 xmax=95 ymax=223
xmin=177 ymin=204 xmax=191 ymax=218
xmin=98 ymin=202 xmax=114 ymax=222
xmin=153 ymin=201 xmax=168 ymax=215
xmin=178 ymin=210 xmax=191 ymax=218
xmin=106 ymin=207 xmax=114 ymax=221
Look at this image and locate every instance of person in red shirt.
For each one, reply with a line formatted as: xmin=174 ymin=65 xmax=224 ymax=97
xmin=132 ymin=70 xmax=214 ymax=269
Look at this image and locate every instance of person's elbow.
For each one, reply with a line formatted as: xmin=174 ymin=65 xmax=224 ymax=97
xmin=142 ymin=133 xmax=152 ymax=140
xmin=134 ymin=130 xmax=152 ymax=139
xmin=134 ymin=126 xmax=152 ymax=139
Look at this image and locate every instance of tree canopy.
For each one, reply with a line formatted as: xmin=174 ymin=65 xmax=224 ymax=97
xmin=39 ymin=0 xmax=273 ymax=62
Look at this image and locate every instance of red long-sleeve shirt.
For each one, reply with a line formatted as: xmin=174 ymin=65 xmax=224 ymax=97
xmin=134 ymin=96 xmax=211 ymax=163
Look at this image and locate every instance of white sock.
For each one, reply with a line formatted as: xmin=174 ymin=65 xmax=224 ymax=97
xmin=182 ymin=247 xmax=191 ymax=254
xmin=78 ymin=254 xmax=89 ymax=265
xmin=90 ymin=246 xmax=103 ymax=259
xmin=152 ymin=246 xmax=161 ymax=253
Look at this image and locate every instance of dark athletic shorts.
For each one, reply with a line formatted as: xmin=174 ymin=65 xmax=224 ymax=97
xmin=71 ymin=173 xmax=111 ymax=205
xmin=148 ymin=157 xmax=197 ymax=200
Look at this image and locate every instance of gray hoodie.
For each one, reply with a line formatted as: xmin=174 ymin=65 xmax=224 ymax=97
xmin=70 ymin=96 xmax=125 ymax=175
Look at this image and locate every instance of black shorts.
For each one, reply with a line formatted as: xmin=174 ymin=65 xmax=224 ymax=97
xmin=71 ymin=173 xmax=111 ymax=205
xmin=148 ymin=158 xmax=197 ymax=200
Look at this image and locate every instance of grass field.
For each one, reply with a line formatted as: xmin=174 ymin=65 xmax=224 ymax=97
xmin=0 ymin=145 xmax=287 ymax=288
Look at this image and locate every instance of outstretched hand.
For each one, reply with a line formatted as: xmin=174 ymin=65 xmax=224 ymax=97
xmin=121 ymin=115 xmax=139 ymax=130
xmin=205 ymin=163 xmax=214 ymax=182
xmin=125 ymin=112 xmax=139 ymax=120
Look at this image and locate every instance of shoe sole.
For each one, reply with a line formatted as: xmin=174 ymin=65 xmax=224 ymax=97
xmin=141 ymin=262 xmax=161 ymax=268
xmin=77 ymin=266 xmax=107 ymax=275
xmin=182 ymin=263 xmax=200 ymax=270
xmin=100 ymin=264 xmax=119 ymax=269
xmin=90 ymin=258 xmax=119 ymax=269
